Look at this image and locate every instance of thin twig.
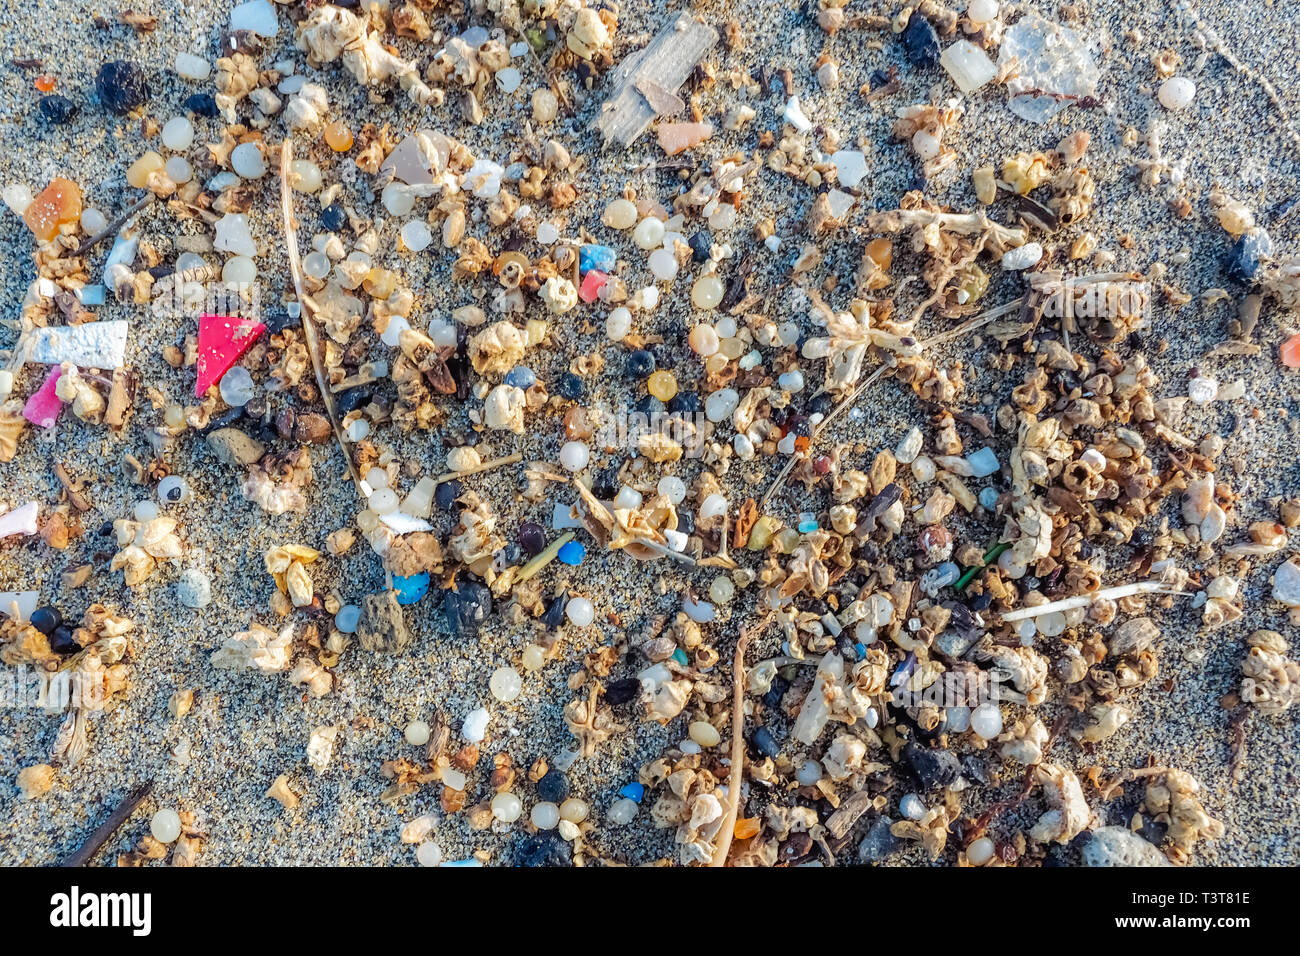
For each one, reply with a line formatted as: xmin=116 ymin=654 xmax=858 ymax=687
xmin=431 ymin=452 xmax=523 ymax=484
xmin=61 ymin=780 xmax=154 ymax=866
xmin=71 ymin=194 xmax=155 ymax=258
xmin=710 ymin=617 xmax=767 ymax=867
xmin=515 ymin=531 xmax=575 ymax=584
xmin=999 ymin=581 xmax=1190 ymax=621
xmin=761 ymin=298 xmax=1024 ymax=507
xmin=280 ymin=141 xmax=363 ymax=494
xmin=630 ymin=537 xmax=698 ymax=566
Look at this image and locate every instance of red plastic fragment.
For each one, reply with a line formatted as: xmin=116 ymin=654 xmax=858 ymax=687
xmin=579 ymin=270 xmax=608 ymax=303
xmin=195 ymin=313 xmax=265 ymax=397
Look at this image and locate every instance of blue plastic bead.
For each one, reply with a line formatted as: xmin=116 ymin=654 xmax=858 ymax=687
xmin=619 ymin=782 xmax=645 ymax=803
xmin=504 ymin=365 xmax=536 ymax=390
xmin=555 ymin=373 xmax=584 ymax=401
xmin=796 ymin=512 xmax=819 ymax=534
xmin=579 ymin=244 xmax=616 ymax=275
xmin=557 ymin=540 xmax=586 ymax=565
xmin=753 ymin=727 xmax=780 ymax=759
xmin=392 ymin=571 xmax=430 ymax=605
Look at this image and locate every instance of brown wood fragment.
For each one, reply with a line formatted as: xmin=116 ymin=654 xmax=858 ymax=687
xmin=104 ymin=369 xmax=133 ymax=429
xmin=63 ymin=780 xmax=154 ymax=866
xmin=597 ymin=12 xmax=718 ymax=147
xmin=825 ymin=789 xmax=873 ymax=840
xmin=54 ymin=462 xmax=92 ymax=512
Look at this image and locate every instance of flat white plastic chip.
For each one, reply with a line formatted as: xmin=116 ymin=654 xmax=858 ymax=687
xmin=28 ymin=320 xmax=128 ymax=369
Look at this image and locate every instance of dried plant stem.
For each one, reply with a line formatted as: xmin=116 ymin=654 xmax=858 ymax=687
xmin=515 ymin=531 xmax=575 ymax=584
xmin=71 ymin=193 xmax=155 ymax=258
xmin=62 ymin=779 xmax=154 ymax=866
xmin=710 ymin=619 xmax=766 ymax=867
xmin=1099 ymin=765 xmax=1172 ymax=801
xmin=999 ymin=581 xmax=1188 ymax=621
xmin=761 ymin=298 xmax=1022 ymax=507
xmin=431 ymin=452 xmax=523 ymax=484
xmin=280 ymin=141 xmax=363 ymax=494
xmin=631 ymin=537 xmax=698 ymax=566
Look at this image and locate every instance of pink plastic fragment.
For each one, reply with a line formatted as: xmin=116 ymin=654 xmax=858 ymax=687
xmin=580 ymin=270 xmax=608 ymax=303
xmin=22 ymin=366 xmax=63 ymax=428
xmin=0 ymin=501 xmax=39 ymax=539
xmin=657 ymin=121 xmax=713 ymax=156
xmin=195 ymin=313 xmax=266 ymax=397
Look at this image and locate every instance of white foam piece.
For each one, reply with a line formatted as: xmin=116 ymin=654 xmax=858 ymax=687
xmin=27 ymin=321 xmax=128 ymax=369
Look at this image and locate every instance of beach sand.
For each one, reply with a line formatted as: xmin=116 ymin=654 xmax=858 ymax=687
xmin=0 ymin=0 xmax=1297 ymax=865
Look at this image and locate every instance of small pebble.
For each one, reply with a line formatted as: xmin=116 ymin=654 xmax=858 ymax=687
xmin=39 ymin=95 xmax=78 ymax=125
xmin=537 ymin=769 xmax=569 ymax=803
xmin=1001 ymin=242 xmax=1044 ymax=270
xmin=97 ymin=60 xmax=150 ymax=114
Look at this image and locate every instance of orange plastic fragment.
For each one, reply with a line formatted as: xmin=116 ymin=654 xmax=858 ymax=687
xmin=734 ymin=816 xmax=760 ymax=840
xmin=657 ymin=121 xmax=713 ymax=156
xmin=22 ymin=178 xmax=82 ymax=242
xmin=34 ymin=74 xmax=56 ymax=92
xmin=1282 ymin=332 xmax=1300 ymax=369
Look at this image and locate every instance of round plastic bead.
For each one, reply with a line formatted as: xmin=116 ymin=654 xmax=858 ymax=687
xmin=405 ymin=720 xmax=431 ymax=745
xmin=150 ymin=809 xmax=182 ymax=843
xmin=691 ymin=275 xmax=725 ymax=309
xmin=489 ymin=666 xmax=523 ymax=702
xmin=492 ymin=792 xmax=523 ymax=822
xmin=565 ymin=597 xmax=595 ymax=627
